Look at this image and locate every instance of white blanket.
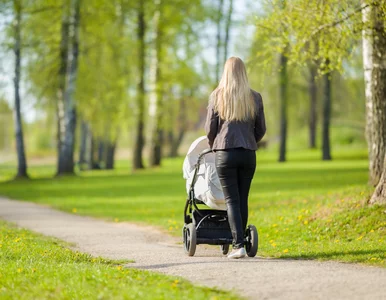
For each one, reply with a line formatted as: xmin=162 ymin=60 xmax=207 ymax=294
xmin=182 ymin=136 xmax=226 ymax=211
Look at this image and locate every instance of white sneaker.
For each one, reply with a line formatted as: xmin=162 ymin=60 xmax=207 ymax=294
xmin=227 ymin=247 xmax=246 ymax=259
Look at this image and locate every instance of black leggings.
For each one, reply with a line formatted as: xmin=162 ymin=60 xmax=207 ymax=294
xmin=215 ymin=148 xmax=256 ymax=248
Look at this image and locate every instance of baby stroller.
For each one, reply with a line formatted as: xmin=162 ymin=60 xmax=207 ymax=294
xmin=182 ymin=136 xmax=258 ymax=257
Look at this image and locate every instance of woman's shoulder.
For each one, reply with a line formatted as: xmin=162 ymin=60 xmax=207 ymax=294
xmin=250 ymin=89 xmax=263 ymax=103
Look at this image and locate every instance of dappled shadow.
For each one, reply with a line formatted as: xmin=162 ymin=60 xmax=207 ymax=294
xmin=130 ymin=256 xmax=281 ymax=270
xmin=281 ymin=249 xmax=386 ymax=261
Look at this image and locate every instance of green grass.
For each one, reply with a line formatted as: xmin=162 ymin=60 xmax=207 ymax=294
xmin=0 ymin=147 xmax=385 ymax=267
xmin=0 ymin=221 xmax=238 ymax=300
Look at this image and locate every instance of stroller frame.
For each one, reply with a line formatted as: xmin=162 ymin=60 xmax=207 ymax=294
xmin=183 ymin=149 xmax=258 ymax=257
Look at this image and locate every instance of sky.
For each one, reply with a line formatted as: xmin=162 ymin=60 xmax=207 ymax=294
xmin=0 ymin=0 xmax=261 ymax=122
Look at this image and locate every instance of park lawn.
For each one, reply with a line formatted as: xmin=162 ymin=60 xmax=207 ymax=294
xmin=0 ymin=221 xmax=238 ymax=300
xmin=0 ymin=148 xmax=385 ymax=267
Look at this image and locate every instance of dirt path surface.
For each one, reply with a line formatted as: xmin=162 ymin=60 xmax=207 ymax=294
xmin=1 ymin=197 xmax=385 ymax=300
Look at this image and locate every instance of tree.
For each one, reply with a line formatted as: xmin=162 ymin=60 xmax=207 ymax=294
xmin=132 ymin=0 xmax=146 ymax=170
xmin=12 ymin=0 xmax=28 ymax=178
xmin=362 ymin=0 xmax=386 ymax=187
xmin=278 ymin=51 xmax=288 ymax=162
xmin=148 ymin=0 xmax=164 ymax=167
xmin=57 ymin=0 xmax=69 ymax=173
xmin=308 ymin=63 xmax=318 ymax=149
xmin=57 ymin=0 xmax=81 ymax=175
xmin=322 ymin=65 xmax=332 ymax=160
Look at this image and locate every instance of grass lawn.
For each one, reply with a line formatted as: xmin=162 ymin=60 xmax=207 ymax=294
xmin=0 ymin=148 xmax=385 ymax=267
xmin=0 ymin=221 xmax=237 ymax=299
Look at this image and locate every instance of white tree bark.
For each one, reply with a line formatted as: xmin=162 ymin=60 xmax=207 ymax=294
xmin=362 ymin=1 xmax=386 ymax=188
xmin=58 ymin=0 xmax=80 ymax=175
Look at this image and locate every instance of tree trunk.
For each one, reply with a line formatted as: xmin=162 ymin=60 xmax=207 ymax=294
xmin=322 ymin=66 xmax=332 ymax=161
xmin=13 ymin=0 xmax=28 ymax=178
xmin=223 ymin=0 xmax=233 ymax=65
xmin=369 ymin=153 xmax=386 ymax=205
xmin=215 ymin=0 xmax=224 ymax=83
xmin=78 ymin=120 xmax=88 ymax=170
xmin=278 ymin=52 xmax=288 ymax=162
xmin=132 ymin=0 xmax=146 ymax=170
xmin=308 ymin=63 xmax=317 ymax=149
xmin=97 ymin=140 xmax=105 ymax=167
xmin=362 ymin=0 xmax=386 ymax=187
xmin=149 ymin=0 xmax=163 ymax=167
xmin=58 ymin=0 xmax=80 ymax=175
xmin=56 ymin=1 xmax=69 ymax=173
xmin=87 ymin=131 xmax=94 ymax=170
xmin=105 ymin=140 xmax=116 ymax=170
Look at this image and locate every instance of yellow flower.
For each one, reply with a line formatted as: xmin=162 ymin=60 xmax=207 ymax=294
xmin=17 ymin=268 xmax=22 ymax=273
xmin=283 ymin=249 xmax=289 ymax=253
xmin=171 ymin=280 xmax=179 ymax=288
xmin=303 ymin=220 xmax=308 ymax=225
xmin=72 ymin=208 xmax=77 ymax=213
xmin=116 ymin=266 xmax=123 ymax=271
xmin=114 ymin=218 xmax=119 ymax=223
xmin=370 ymin=230 xmax=374 ymax=233
xmin=271 ymin=243 xmax=277 ymax=248
xmin=272 ymin=224 xmax=278 ymax=228
xmin=356 ymin=236 xmax=363 ymax=241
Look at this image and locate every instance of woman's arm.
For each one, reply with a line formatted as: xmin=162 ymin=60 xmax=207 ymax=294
xmin=204 ymin=103 xmax=219 ymax=148
xmin=254 ymin=94 xmax=266 ymax=143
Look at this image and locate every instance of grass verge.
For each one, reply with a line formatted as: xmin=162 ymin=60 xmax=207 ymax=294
xmin=0 ymin=148 xmax=385 ymax=267
xmin=0 ymin=221 xmax=238 ymax=300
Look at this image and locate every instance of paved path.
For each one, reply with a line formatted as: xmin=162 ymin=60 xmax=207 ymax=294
xmin=1 ymin=197 xmax=385 ymax=300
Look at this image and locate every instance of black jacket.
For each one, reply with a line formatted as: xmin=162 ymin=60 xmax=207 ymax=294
xmin=205 ymin=89 xmax=266 ymax=150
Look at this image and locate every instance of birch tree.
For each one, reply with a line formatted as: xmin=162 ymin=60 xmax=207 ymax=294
xmin=362 ymin=0 xmax=386 ymax=187
xmin=57 ymin=0 xmax=80 ymax=175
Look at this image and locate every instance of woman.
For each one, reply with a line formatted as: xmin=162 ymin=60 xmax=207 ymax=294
xmin=205 ymin=57 xmax=266 ymax=259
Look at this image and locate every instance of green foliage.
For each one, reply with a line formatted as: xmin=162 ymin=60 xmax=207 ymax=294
xmin=0 ymin=221 xmax=238 ymax=299
xmin=0 ymin=148 xmax=385 ymax=266
xmin=253 ymin=0 xmax=366 ymax=74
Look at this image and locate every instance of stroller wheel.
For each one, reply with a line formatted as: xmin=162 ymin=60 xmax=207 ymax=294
xmin=245 ymin=225 xmax=258 ymax=257
xmin=220 ymin=244 xmax=230 ymax=255
xmin=183 ymin=223 xmax=196 ymax=256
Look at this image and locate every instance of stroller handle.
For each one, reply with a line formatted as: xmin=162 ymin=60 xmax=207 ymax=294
xmin=190 ymin=148 xmax=213 ymax=195
xmin=197 ymin=148 xmax=213 ymax=164
xmin=199 ymin=148 xmax=213 ymax=157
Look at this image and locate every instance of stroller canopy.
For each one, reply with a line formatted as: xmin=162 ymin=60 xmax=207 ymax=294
xmin=183 ymin=136 xmax=226 ymax=211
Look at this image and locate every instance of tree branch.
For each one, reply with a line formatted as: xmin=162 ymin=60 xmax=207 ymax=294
xmin=309 ymin=3 xmax=370 ymax=38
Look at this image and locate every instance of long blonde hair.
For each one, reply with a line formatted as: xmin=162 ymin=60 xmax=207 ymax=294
xmin=210 ymin=57 xmax=255 ymax=122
